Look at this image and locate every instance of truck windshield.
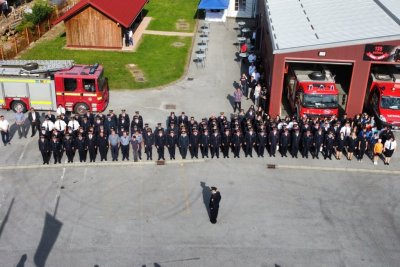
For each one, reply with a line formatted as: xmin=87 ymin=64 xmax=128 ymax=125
xmin=303 ymin=94 xmax=338 ymax=108
xmin=97 ymin=71 xmax=105 ymax=92
xmin=381 ymin=96 xmax=400 ymax=110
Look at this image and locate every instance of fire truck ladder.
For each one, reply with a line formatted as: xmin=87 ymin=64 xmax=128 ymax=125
xmin=0 ymin=60 xmax=74 ymax=76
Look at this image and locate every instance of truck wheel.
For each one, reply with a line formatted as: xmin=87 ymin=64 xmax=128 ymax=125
xmin=11 ymin=101 xmax=27 ymax=113
xmin=74 ymin=103 xmax=89 ymax=115
xmin=22 ymin=62 xmax=39 ymax=71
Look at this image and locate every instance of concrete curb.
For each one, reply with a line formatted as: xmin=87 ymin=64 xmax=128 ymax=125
xmin=275 ymin=164 xmax=400 ymax=175
xmin=0 ymin=159 xmax=206 ymax=170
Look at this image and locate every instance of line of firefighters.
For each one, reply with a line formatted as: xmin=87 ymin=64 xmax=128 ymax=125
xmin=36 ymin=107 xmax=397 ymax=165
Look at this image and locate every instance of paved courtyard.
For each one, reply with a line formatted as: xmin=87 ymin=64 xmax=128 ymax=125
xmin=0 ymin=19 xmax=400 ymax=267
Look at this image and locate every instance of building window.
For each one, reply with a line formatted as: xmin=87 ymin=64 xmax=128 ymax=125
xmin=235 ymin=0 xmax=246 ymax=11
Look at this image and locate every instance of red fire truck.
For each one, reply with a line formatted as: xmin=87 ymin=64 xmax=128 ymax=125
xmin=366 ymin=65 xmax=400 ymax=129
xmin=0 ymin=60 xmax=109 ymax=114
xmin=285 ymin=64 xmax=339 ymax=118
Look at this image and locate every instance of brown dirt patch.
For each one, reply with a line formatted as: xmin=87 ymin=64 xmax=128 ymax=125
xmin=176 ymin=19 xmax=189 ymax=31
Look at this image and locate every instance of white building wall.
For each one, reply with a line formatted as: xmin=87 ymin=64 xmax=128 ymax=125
xmin=226 ymin=0 xmax=257 ymax=18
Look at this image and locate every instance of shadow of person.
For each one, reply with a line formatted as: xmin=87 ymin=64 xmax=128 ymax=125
xmin=226 ymin=94 xmax=235 ymax=109
xmin=16 ymin=254 xmax=27 ymax=267
xmin=232 ymin=81 xmax=240 ymax=89
xmin=200 ymin=182 xmax=211 ymax=220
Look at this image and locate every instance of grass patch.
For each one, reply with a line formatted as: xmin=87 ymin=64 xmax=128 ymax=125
xmin=145 ymin=0 xmax=198 ymax=32
xmin=20 ymin=34 xmax=192 ymax=89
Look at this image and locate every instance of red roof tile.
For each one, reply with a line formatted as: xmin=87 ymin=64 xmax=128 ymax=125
xmin=53 ymin=0 xmax=147 ymax=28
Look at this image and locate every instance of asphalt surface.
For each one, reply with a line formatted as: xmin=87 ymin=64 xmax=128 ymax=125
xmin=0 ymin=19 xmax=399 ymax=267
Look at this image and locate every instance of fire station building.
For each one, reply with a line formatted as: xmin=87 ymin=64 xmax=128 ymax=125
xmin=257 ymin=0 xmax=400 ymax=117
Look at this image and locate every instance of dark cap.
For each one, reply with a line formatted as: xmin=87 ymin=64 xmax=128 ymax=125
xmin=135 ymin=111 xmax=139 ymax=114
xmin=121 ymin=109 xmax=126 ymax=112
xmin=211 ymin=186 xmax=217 ymax=191
xmin=45 ymin=115 xmax=49 ymax=119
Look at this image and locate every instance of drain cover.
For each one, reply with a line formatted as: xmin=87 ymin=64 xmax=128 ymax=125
xmin=165 ymin=104 xmax=176 ymax=109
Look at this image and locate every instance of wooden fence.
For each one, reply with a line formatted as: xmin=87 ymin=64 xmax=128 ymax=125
xmin=0 ymin=2 xmax=73 ymax=60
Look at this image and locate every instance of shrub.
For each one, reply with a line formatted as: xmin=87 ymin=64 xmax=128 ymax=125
xmin=16 ymin=0 xmax=53 ymax=32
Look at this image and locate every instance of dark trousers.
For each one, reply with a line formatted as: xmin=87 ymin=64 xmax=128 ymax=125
xmin=168 ymin=146 xmax=176 ymax=159
xmin=31 ymin=122 xmax=40 ymax=137
xmin=78 ymin=149 xmax=87 ymax=162
xmin=66 ymin=149 xmax=74 ymax=162
xmin=52 ymin=150 xmax=62 ymax=163
xmin=257 ymin=144 xmax=265 ymax=157
xmin=245 ymin=144 xmax=253 ymax=157
xmin=157 ymin=146 xmax=165 ymax=160
xmin=132 ymin=149 xmax=139 ymax=161
xmin=121 ymin=145 xmax=129 ymax=160
xmin=280 ymin=146 xmax=288 ymax=157
xmin=190 ymin=145 xmax=199 ymax=158
xmin=41 ymin=150 xmax=49 ymax=164
xmin=302 ymin=146 xmax=310 ymax=158
xmin=180 ymin=146 xmax=188 ymax=159
xmin=111 ymin=145 xmax=119 ymax=161
xmin=16 ymin=123 xmax=25 ymax=138
xmin=89 ymin=148 xmax=97 ymax=162
xmin=210 ymin=207 xmax=219 ymax=223
xmin=201 ymin=145 xmax=209 ymax=158
xmin=145 ymin=146 xmax=152 ymax=160
xmin=233 ymin=145 xmax=240 ymax=158
xmin=210 ymin=145 xmax=219 ymax=158
xmin=234 ymin=101 xmax=241 ymax=113
xmin=99 ymin=147 xmax=108 ymax=161
xmin=291 ymin=146 xmax=299 ymax=158
xmin=269 ymin=144 xmax=276 ymax=156
xmin=314 ymin=145 xmax=322 ymax=158
xmin=1 ymin=131 xmax=9 ymax=145
xmin=358 ymin=148 xmax=366 ymax=160
xmin=222 ymin=144 xmax=229 ymax=158
xmin=324 ymin=147 xmax=333 ymax=159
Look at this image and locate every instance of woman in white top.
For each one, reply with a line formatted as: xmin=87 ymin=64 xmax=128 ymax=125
xmin=383 ymin=135 xmax=397 ymax=165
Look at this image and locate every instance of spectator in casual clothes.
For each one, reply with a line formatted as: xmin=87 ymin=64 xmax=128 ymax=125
xmin=233 ymin=87 xmax=243 ymax=113
xmin=373 ymin=138 xmax=383 ymax=165
xmin=15 ymin=109 xmax=26 ymax=138
xmin=0 ymin=115 xmax=10 ymax=146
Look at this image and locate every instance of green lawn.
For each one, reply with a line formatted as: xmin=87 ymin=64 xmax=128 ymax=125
xmin=20 ymin=34 xmax=192 ymax=89
xmin=145 ymin=0 xmax=198 ymax=32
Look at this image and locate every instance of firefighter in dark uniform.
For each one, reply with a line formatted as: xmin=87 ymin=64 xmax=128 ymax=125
xmin=200 ymin=128 xmax=210 ymax=158
xmin=75 ymin=133 xmax=87 ymax=162
xmin=178 ymin=130 xmax=189 ymax=159
xmin=257 ymin=130 xmax=267 ymax=157
xmin=324 ymin=131 xmax=335 ymax=160
xmin=144 ymin=128 xmax=155 ymax=160
xmin=155 ymin=129 xmax=166 ymax=160
xmin=87 ymin=131 xmax=97 ymax=162
xmin=279 ymin=128 xmax=291 ymax=157
xmin=154 ymin=123 xmax=165 ymax=136
xmin=210 ymin=129 xmax=221 ymax=159
xmin=167 ymin=112 xmax=178 ymax=126
xmin=268 ymin=127 xmax=279 ymax=157
xmin=189 ymin=129 xmax=201 ymax=159
xmin=166 ymin=130 xmax=177 ymax=160
xmin=131 ymin=111 xmax=144 ymax=132
xmin=232 ymin=130 xmax=242 ymax=158
xmin=302 ymin=130 xmax=313 ymax=159
xmin=209 ymin=186 xmax=221 ymax=224
xmin=221 ymin=129 xmax=231 ymax=158
xmin=104 ymin=114 xmax=117 ymax=135
xmin=63 ymin=133 xmax=75 ymax=163
xmin=291 ymin=128 xmax=301 ymax=158
xmin=38 ymin=135 xmax=50 ymax=164
xmin=98 ymin=131 xmax=109 ymax=161
xmin=313 ymin=128 xmax=324 ymax=159
xmin=119 ymin=109 xmax=130 ymax=131
xmin=244 ymin=128 xmax=256 ymax=157
xmin=50 ymin=135 xmax=63 ymax=164
xmin=178 ymin=112 xmax=189 ymax=130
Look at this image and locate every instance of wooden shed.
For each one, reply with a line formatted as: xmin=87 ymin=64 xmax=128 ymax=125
xmin=53 ymin=0 xmax=147 ymax=49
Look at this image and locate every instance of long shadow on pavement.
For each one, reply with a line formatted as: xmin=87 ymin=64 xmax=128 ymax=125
xmin=0 ymin=197 xmax=15 ymax=240
xmin=200 ymin=182 xmax=211 ymax=220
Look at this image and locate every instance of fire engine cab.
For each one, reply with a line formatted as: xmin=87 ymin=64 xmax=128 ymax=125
xmin=366 ymin=65 xmax=400 ymax=129
xmin=0 ymin=60 xmax=109 ymax=114
xmin=285 ymin=64 xmax=339 ymax=118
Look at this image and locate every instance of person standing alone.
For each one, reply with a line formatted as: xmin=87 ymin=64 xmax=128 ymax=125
xmin=209 ymin=187 xmax=221 ymax=224
xmin=233 ymin=87 xmax=243 ymax=113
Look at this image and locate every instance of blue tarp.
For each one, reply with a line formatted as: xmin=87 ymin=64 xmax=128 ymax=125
xmin=198 ymin=0 xmax=229 ymax=9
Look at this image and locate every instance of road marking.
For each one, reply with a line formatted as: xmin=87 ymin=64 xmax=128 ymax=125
xmin=277 ymin=164 xmax=400 ymax=175
xmin=52 ymin=167 xmax=66 ymax=217
xmin=17 ymin=137 xmax=34 ymax=164
xmin=0 ymin=159 xmax=205 ymax=171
